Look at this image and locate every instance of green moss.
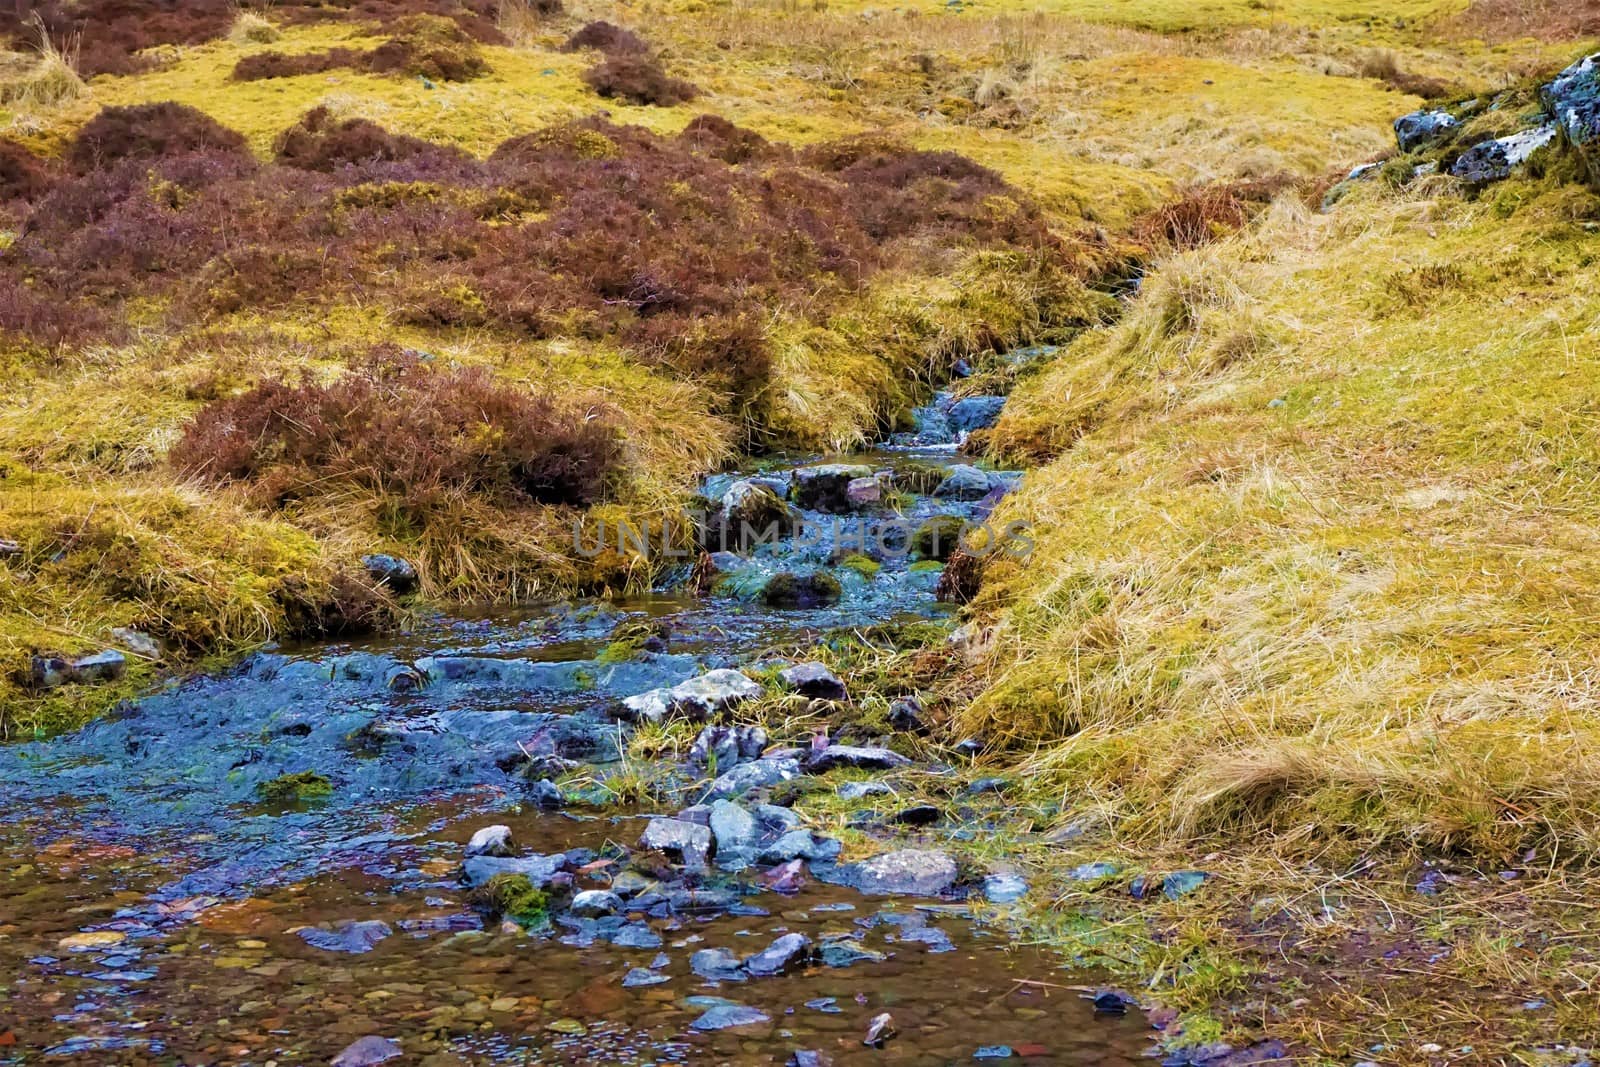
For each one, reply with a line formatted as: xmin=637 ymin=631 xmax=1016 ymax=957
xmin=760 ymin=571 xmax=843 ymax=607
xmin=838 ymin=553 xmax=881 ymax=578
xmin=477 ymin=873 xmax=550 ymax=928
xmin=911 ymin=515 xmax=967 ymax=561
xmin=908 ymin=559 xmax=945 ymax=574
xmin=257 ymin=770 xmax=333 ymax=803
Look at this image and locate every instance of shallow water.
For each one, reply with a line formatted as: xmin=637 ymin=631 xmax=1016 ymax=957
xmin=0 ymin=386 xmax=1153 ymax=1064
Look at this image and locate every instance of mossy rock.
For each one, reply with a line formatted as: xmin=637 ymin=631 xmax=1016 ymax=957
xmin=475 ymin=873 xmax=551 ymax=928
xmin=837 ymin=553 xmax=881 ymax=579
xmin=760 ymin=571 xmax=843 ymax=608
xmin=257 ymin=770 xmax=333 ymax=803
xmin=911 ymin=515 xmax=968 ymax=562
xmin=598 ymin=617 xmax=671 ymax=662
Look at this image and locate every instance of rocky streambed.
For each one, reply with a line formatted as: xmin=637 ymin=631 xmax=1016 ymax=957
xmin=0 ymin=362 xmax=1160 ymax=1064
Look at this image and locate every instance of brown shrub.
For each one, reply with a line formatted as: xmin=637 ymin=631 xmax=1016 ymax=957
xmin=366 ymin=14 xmax=489 ymax=81
xmin=678 ymin=114 xmax=774 ymax=165
xmin=1357 ymin=50 xmax=1453 ymax=99
xmin=0 ymin=139 xmax=51 ymax=201
xmin=582 ymin=54 xmax=698 ymax=106
xmin=936 ymin=548 xmax=985 ymax=605
xmin=276 ymin=570 xmax=400 ymax=640
xmin=1443 ymin=0 xmax=1600 ymax=43
xmin=67 ymin=102 xmax=249 ymax=173
xmin=171 ymin=350 xmax=622 ymax=510
xmin=273 ymin=106 xmax=471 ymax=171
xmin=561 ymin=20 xmax=648 ymax=54
xmin=1132 ymin=175 xmax=1298 ymax=252
xmin=232 ymin=48 xmax=364 ymax=82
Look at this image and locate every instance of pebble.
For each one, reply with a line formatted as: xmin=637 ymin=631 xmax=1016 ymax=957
xmin=691 ymin=1004 xmax=770 ymax=1031
xmin=330 ymin=1035 xmax=403 ymax=1067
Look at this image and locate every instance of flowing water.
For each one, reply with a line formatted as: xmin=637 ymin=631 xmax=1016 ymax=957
xmin=0 ymin=370 xmax=1156 ymax=1065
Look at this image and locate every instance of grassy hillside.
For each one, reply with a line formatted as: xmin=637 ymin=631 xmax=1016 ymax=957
xmin=4 ymin=0 xmax=1600 ymax=1056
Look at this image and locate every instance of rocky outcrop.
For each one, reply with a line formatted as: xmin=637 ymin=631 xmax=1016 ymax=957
xmin=1394 ymin=108 xmax=1458 ymax=152
xmin=1451 ymin=125 xmax=1557 ymax=185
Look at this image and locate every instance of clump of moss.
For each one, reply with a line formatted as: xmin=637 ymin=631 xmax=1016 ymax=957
xmin=257 ymin=770 xmax=333 ymax=803
xmin=475 ymin=873 xmax=550 ymax=928
xmin=911 ymin=516 xmax=967 ymax=561
xmin=597 ymin=617 xmax=670 ymax=662
xmin=761 ymin=571 xmax=843 ymax=607
xmin=838 ymin=553 xmax=881 ymax=578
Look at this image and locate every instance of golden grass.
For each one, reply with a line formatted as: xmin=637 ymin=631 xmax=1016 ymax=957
xmin=0 ymin=19 xmax=86 ymax=113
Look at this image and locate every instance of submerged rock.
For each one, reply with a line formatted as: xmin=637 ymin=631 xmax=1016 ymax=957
xmin=622 ymin=967 xmax=670 ymax=988
xmin=461 ymin=853 xmax=568 ymax=889
xmin=691 ymin=1004 xmax=769 ymax=1030
xmin=744 ymin=932 xmax=812 ymax=976
xmin=818 ymin=938 xmax=887 ymax=967
xmin=331 ymin=1035 xmax=404 ymax=1067
xmin=863 ymin=1012 xmax=897 ymax=1047
xmin=570 ymin=889 xmax=624 ymax=918
xmin=297 ymin=920 xmax=392 ymax=955
xmin=831 ymin=849 xmax=957 ymax=896
xmin=690 ymin=946 xmax=747 ymax=982
xmin=983 ymin=872 xmax=1029 ymax=904
xmin=778 ymin=662 xmax=848 ymax=701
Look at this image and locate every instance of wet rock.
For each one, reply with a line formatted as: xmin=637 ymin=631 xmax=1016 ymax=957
xmin=109 ymin=628 xmax=162 ymax=661
xmin=465 ymin=824 xmax=515 ymax=858
xmin=948 ymin=395 xmax=1006 ymax=432
xmin=1163 ymin=870 xmax=1210 ymax=899
xmin=1450 ymin=125 xmax=1557 ymax=185
xmin=1393 ymin=108 xmax=1457 ymax=152
xmin=570 ymin=889 xmax=624 ymax=918
xmin=832 ymin=849 xmax=957 ymax=896
xmin=760 ymin=571 xmax=843 ymax=608
xmin=623 ymin=967 xmax=670 ymax=988
xmin=778 ymin=662 xmax=847 ymax=701
xmin=71 ymin=650 xmax=127 ymax=685
xmin=692 ymin=1004 xmax=769 ymax=1030
xmin=298 ymin=920 xmax=392 ymax=955
xmin=620 ymin=668 xmax=764 ymax=724
xmin=676 ymin=804 xmax=713 ymax=826
xmin=983 ymin=872 xmax=1029 ymax=904
xmin=754 ymin=804 xmax=802 ymax=833
xmin=638 ymin=817 xmax=713 ymax=871
xmin=792 ymin=464 xmax=875 ymax=512
xmin=690 ymin=947 xmax=747 ymax=982
xmin=331 ymin=1035 xmax=404 ymax=1066
xmin=759 ymin=829 xmax=841 ymax=864
xmin=818 ymin=938 xmax=887 ymax=967
xmin=611 ymin=921 xmax=661 ymax=948
xmin=837 ymin=780 xmax=893 ymax=801
xmin=803 ymin=744 xmax=910 ymax=773
xmin=889 ymin=803 xmax=941 ymax=827
xmin=888 ymin=695 xmax=927 ymax=733
xmin=841 ymin=476 xmax=878 ymax=510
xmin=744 ymin=932 xmax=812 ymax=976
xmin=932 ymin=464 xmax=995 ymax=501
xmin=716 ymin=480 xmax=792 ymax=543
xmin=710 ymin=799 xmax=760 ymax=867
xmin=25 ymin=654 xmax=71 ymax=689
xmin=526 ymin=777 xmax=564 ymax=810
xmin=788 ymin=1053 xmax=833 ymax=1067
xmin=688 ymin=724 xmax=768 ymax=772
xmin=1092 ymin=990 xmax=1135 ymax=1015
xmin=863 ymin=1012 xmax=897 ymax=1047
xmin=461 ymin=853 xmax=568 ymax=889
xmin=759 ymin=858 xmax=807 ymax=894
xmin=703 ymin=757 xmax=801 ymax=800
xmin=1070 ymin=861 xmax=1120 ymax=882
xmin=361 ymin=554 xmax=418 ymax=594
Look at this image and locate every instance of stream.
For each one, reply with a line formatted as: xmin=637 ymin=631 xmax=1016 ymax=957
xmin=0 ymin=365 xmax=1156 ymax=1065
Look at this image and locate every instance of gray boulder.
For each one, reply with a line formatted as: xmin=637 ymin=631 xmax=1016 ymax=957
xmin=831 ymin=849 xmax=958 ymax=896
xmin=638 ymin=817 xmax=713 ymax=870
xmin=709 ymin=799 xmax=760 ymax=868
xmin=569 ymin=889 xmax=624 ymax=918
xmin=932 ymin=464 xmax=994 ymax=501
xmin=717 ymin=480 xmax=791 ymax=543
xmin=619 ymin=668 xmax=764 ymax=724
xmin=688 ymin=723 xmax=768 ymax=772
xmin=947 ymin=395 xmax=1006 ymax=433
xmin=1393 ymin=108 xmax=1458 ymax=152
xmin=1543 ymin=52 xmax=1600 ymax=151
xmin=465 ymin=824 xmax=515 ymax=858
xmin=690 ymin=947 xmax=747 ymax=982
xmin=1450 ymin=125 xmax=1557 ymax=185
xmin=778 ymin=662 xmax=848 ymax=701
xmin=803 ymin=745 xmax=910 ymax=773
xmin=702 ymin=757 xmax=801 ymax=800
xmin=460 ymin=853 xmax=568 ymax=889
xmin=791 ymin=464 xmax=875 ymax=512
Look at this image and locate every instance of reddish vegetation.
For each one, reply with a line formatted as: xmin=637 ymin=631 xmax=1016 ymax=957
xmin=1444 ymin=0 xmax=1600 ymax=43
xmin=0 ymin=140 xmax=51 ymax=202
xmin=67 ymin=102 xmax=249 ymax=173
xmin=0 ymin=0 xmax=505 ymax=77
xmin=582 ymin=54 xmax=699 ymax=106
xmin=171 ymin=350 xmax=622 ymax=511
xmin=3 ymin=106 xmax=1073 ymax=411
xmin=561 ymin=20 xmax=649 ymax=55
xmin=233 ymin=14 xmax=490 ymax=83
xmin=1132 ymin=176 xmax=1297 ymax=251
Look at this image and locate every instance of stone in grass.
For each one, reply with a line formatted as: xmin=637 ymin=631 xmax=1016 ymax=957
xmin=691 ymin=1004 xmax=770 ymax=1031
xmin=297 ymin=920 xmax=391 ymax=955
xmin=1069 ymin=861 xmax=1120 ymax=883
xmin=71 ymin=650 xmax=127 ymax=684
xmin=778 ymin=661 xmax=848 ymax=701
xmin=702 ymin=757 xmax=801 ymax=801
xmin=331 ymin=1035 xmax=404 ymax=1067
xmin=465 ymin=824 xmax=515 ymax=858
xmin=361 ymin=553 xmax=418 ymax=594
xmin=1162 ymin=870 xmax=1210 ymax=899
xmin=803 ymin=745 xmax=910 ymax=773
xmin=834 ymin=850 xmax=957 ymax=897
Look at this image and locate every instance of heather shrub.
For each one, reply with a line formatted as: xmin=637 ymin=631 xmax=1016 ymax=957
xmin=561 ymin=20 xmax=648 ymax=54
xmin=582 ymin=54 xmax=698 ymax=107
xmin=678 ymin=114 xmax=774 ymax=165
xmin=273 ymin=107 xmax=470 ymax=171
xmin=0 ymin=139 xmax=51 ymax=201
xmin=232 ymin=48 xmax=362 ymax=82
xmin=367 ymin=14 xmax=489 ymax=81
xmin=1132 ymin=176 xmax=1298 ymax=252
xmin=171 ymin=352 xmax=622 ymax=510
xmin=68 ymin=103 xmax=249 ymax=173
